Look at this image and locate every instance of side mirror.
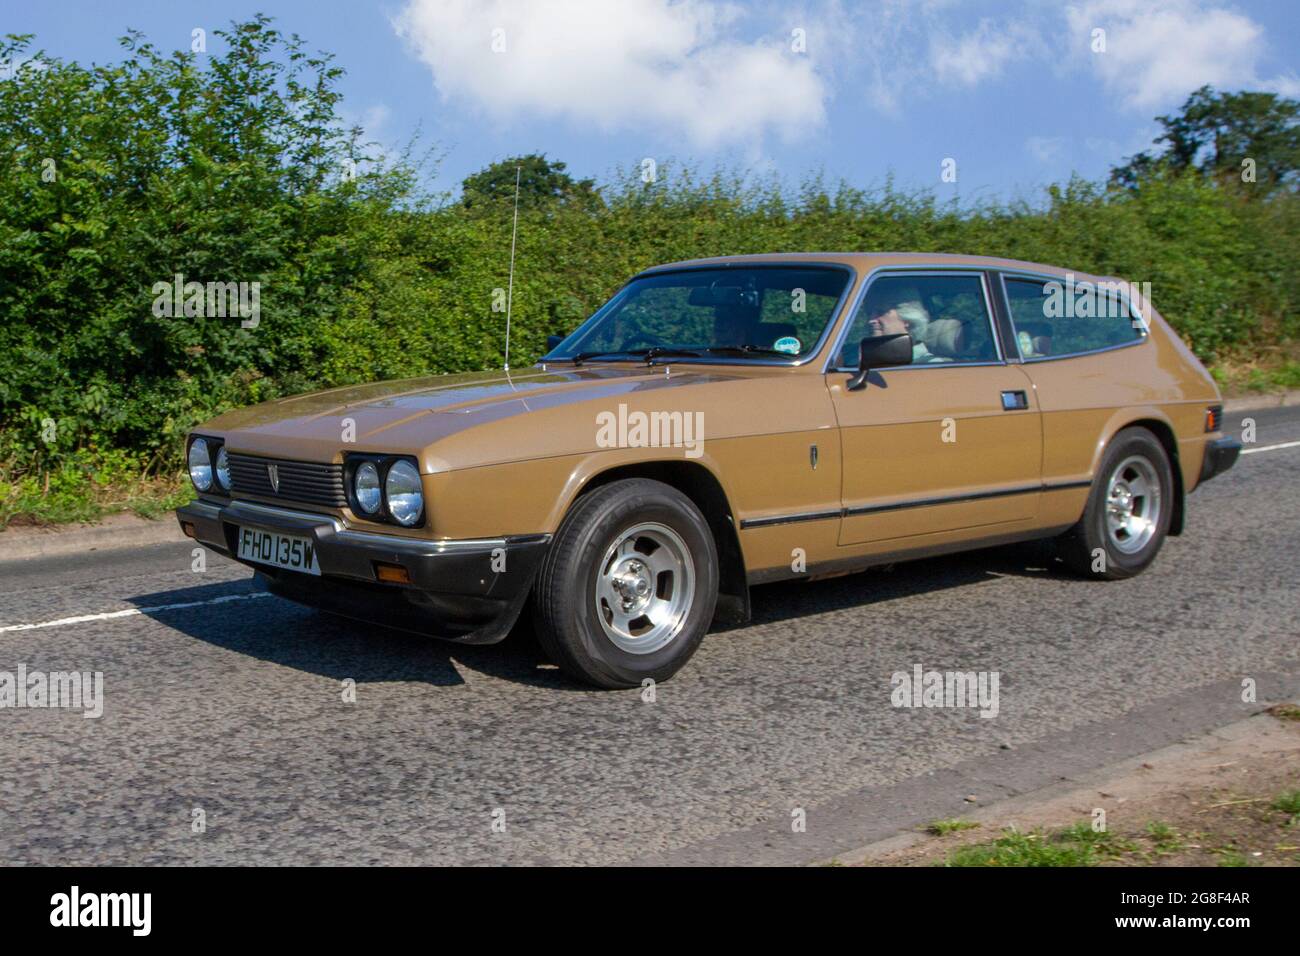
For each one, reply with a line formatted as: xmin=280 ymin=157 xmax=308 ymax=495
xmin=545 ymin=334 xmax=564 ymax=351
xmin=847 ymin=333 xmax=911 ymax=390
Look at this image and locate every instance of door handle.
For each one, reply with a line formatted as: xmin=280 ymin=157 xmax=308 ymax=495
xmin=1000 ymin=390 xmax=1029 ymax=410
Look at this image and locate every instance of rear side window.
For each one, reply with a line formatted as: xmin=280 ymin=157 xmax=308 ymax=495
xmin=835 ymin=273 xmax=999 ymax=368
xmin=1002 ymin=276 xmax=1144 ymax=359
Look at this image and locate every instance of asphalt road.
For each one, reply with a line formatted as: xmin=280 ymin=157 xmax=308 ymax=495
xmin=2 ymin=406 xmax=1298 ymax=865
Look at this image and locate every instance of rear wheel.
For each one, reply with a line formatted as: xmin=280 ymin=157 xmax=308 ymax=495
xmin=1057 ymin=427 xmax=1174 ymax=579
xmin=533 ymin=478 xmax=719 ymax=688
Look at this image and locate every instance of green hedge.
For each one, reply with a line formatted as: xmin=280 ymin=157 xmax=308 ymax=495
xmin=1 ymin=19 xmax=1295 ymax=485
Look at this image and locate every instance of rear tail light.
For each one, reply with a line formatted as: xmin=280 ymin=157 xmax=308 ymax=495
xmin=1205 ymin=405 xmax=1223 ymax=432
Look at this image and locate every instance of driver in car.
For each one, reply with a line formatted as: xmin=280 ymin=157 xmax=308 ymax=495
xmin=864 ymin=284 xmax=938 ymax=363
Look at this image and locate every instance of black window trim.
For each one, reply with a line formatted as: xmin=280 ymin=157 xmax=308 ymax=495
xmin=823 ymin=266 xmax=1010 ymax=373
xmin=984 ymin=268 xmax=1021 ymax=365
xmin=995 ymin=269 xmax=1151 ymax=364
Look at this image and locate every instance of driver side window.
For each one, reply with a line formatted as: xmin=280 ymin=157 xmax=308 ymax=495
xmin=836 ymin=273 xmax=999 ymax=369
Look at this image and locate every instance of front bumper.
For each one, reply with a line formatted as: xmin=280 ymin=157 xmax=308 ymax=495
xmin=1199 ymin=436 xmax=1242 ymax=485
xmin=176 ymin=498 xmax=550 ymax=644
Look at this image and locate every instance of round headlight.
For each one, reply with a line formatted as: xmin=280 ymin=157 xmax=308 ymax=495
xmin=215 ymin=446 xmax=231 ymax=491
xmin=385 ymin=460 xmax=423 ymax=526
xmin=354 ymin=461 xmax=382 ymax=514
xmin=188 ymin=438 xmax=212 ymax=491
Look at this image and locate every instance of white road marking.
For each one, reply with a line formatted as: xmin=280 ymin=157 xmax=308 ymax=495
xmin=0 ymin=591 xmax=274 ymax=634
xmin=1240 ymin=440 xmax=1300 ymax=456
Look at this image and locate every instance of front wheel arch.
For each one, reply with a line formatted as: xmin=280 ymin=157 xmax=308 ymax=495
xmin=559 ymin=459 xmax=750 ymax=625
xmin=532 ymin=476 xmax=721 ymax=687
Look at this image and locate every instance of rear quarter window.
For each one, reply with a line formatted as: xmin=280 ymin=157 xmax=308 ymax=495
xmin=1003 ymin=276 xmax=1145 ymax=359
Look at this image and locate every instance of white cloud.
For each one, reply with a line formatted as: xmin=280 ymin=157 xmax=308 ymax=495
xmin=854 ymin=3 xmax=1042 ymax=112
xmin=930 ymin=19 xmax=1038 ymax=87
xmin=1263 ymin=74 xmax=1300 ymax=99
xmin=392 ymin=0 xmax=831 ymax=148
xmin=344 ymin=104 xmax=391 ymax=142
xmin=1067 ymin=0 xmax=1285 ymax=111
xmin=1026 ymin=135 xmax=1066 ymax=162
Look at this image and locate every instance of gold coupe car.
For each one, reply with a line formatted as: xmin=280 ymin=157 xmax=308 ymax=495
xmin=177 ymin=253 xmax=1240 ymax=687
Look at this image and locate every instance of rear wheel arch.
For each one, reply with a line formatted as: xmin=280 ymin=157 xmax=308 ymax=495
xmin=1115 ymin=418 xmax=1185 ymax=536
xmin=559 ymin=460 xmax=749 ymax=626
xmin=1057 ymin=424 xmax=1176 ymax=577
xmin=1084 ymin=413 xmax=1184 ymax=537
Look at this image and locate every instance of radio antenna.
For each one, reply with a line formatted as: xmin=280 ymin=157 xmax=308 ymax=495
xmin=503 ymin=164 xmax=521 ymax=372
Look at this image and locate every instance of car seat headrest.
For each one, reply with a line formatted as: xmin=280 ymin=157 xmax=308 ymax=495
xmin=924 ymin=318 xmax=967 ymax=358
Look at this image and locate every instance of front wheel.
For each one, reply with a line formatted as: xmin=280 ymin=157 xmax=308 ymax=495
xmin=1056 ymin=427 xmax=1174 ymax=579
xmin=533 ymin=478 xmax=719 ymax=688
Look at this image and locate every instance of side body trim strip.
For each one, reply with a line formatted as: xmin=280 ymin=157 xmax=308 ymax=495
xmin=737 ymin=479 xmax=1092 ymax=530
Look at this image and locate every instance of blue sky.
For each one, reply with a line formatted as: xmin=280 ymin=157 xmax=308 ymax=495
xmin=8 ymin=1 xmax=1298 ymax=204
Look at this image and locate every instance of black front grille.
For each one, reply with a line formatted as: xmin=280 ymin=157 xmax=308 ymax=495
xmin=227 ymin=453 xmax=346 ymax=508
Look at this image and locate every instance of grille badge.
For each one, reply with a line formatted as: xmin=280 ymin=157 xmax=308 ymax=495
xmin=267 ymin=463 xmax=280 ymax=493
xmin=227 ymin=452 xmax=346 ymax=507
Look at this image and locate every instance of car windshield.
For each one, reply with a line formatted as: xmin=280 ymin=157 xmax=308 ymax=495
xmin=545 ymin=266 xmax=850 ymax=363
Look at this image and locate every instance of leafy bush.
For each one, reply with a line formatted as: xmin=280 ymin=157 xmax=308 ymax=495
xmin=0 ymin=17 xmax=412 ymax=479
xmin=0 ymin=18 xmax=1295 ymax=520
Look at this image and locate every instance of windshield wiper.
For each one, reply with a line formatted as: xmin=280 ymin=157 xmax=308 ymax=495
xmin=698 ymin=345 xmax=798 ymax=358
xmin=562 ymin=344 xmax=794 ymax=366
xmin=566 ymin=347 xmax=704 ymax=366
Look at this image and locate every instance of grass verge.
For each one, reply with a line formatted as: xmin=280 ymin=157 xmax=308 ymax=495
xmin=924 ymin=819 xmax=982 ymax=836
xmin=1211 ymin=352 xmax=1300 ymax=395
xmin=935 ymin=782 xmax=1300 ymax=867
xmin=944 ymin=823 xmax=1135 ymax=867
xmin=0 ymin=457 xmax=192 ymax=529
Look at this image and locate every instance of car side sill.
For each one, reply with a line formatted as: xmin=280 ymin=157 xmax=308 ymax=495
xmin=738 ymin=479 xmax=1091 ymax=530
xmin=745 ymin=522 xmax=1075 ymax=586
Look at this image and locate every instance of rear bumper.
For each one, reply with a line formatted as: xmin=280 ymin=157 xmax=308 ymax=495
xmin=1199 ymin=436 xmax=1242 ymax=485
xmin=176 ymin=498 xmax=549 ymax=643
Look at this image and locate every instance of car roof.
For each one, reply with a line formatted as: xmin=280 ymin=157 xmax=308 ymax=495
xmin=635 ymin=252 xmax=1114 ymax=285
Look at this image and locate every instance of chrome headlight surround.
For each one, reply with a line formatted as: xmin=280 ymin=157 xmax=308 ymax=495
xmin=188 ymin=436 xmax=231 ymax=496
xmin=344 ymin=454 xmax=424 ymax=528
xmin=353 ymin=461 xmax=382 ymax=515
xmin=214 ymin=445 xmax=231 ymax=492
xmin=384 ymin=460 xmax=423 ymax=527
xmin=188 ymin=437 xmax=214 ymax=492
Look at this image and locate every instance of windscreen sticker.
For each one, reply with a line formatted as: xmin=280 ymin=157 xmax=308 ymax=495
xmin=773 ymin=335 xmax=801 ymax=354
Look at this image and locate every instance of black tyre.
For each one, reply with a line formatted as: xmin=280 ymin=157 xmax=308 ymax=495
xmin=533 ymin=478 xmax=719 ymax=688
xmin=1057 ymin=427 xmax=1174 ymax=579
